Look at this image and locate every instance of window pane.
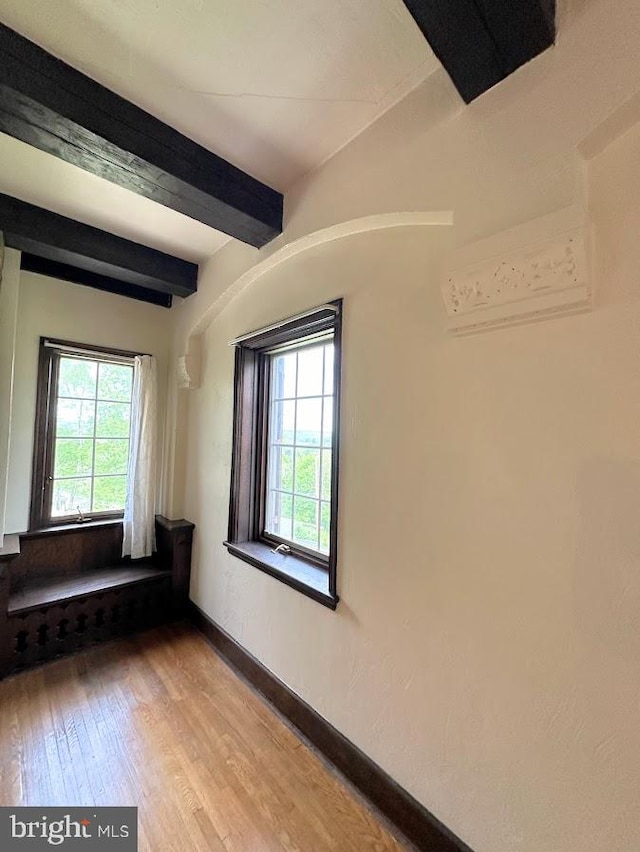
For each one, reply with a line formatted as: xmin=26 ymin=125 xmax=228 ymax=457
xmin=56 ymin=399 xmax=95 ymax=438
xmin=320 ymin=501 xmax=331 ymax=554
xmin=293 ymin=496 xmax=319 ymax=550
xmin=323 ymin=345 xmax=334 ymax=395
xmin=92 ymin=476 xmax=127 ymax=512
xmin=58 ymin=357 xmax=97 ymax=399
xmin=53 ymin=438 xmax=93 ymax=478
xmin=98 ymin=362 xmax=133 ymax=401
xmin=38 ymin=347 xmax=135 ymax=525
xmin=96 ymin=402 xmax=131 ymax=437
xmin=270 ymin=400 xmax=295 ymax=445
xmin=263 ymin=338 xmax=336 ymax=556
xmin=297 ymin=346 xmax=324 ymax=397
xmin=270 ymin=352 xmax=296 ymax=400
xmin=51 ymin=477 xmax=91 ymax=517
xmin=295 ymin=398 xmax=322 ymax=446
xmin=295 ymin=448 xmax=320 ymax=497
xmin=322 ymin=397 xmax=333 ymax=447
xmin=280 ymin=493 xmax=293 ymax=537
xmin=266 ymin=490 xmax=293 ymax=540
xmin=321 ymin=449 xmax=332 ymax=500
xmin=95 ymin=439 xmax=129 ymax=476
xmin=268 ymin=445 xmax=293 ymax=492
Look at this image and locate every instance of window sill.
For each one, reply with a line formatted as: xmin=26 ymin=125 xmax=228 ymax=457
xmin=223 ymin=540 xmax=338 ymax=610
xmin=23 ymin=518 xmax=123 ymax=539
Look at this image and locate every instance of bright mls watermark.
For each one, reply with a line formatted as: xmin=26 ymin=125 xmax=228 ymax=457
xmin=0 ymin=808 xmax=137 ymax=850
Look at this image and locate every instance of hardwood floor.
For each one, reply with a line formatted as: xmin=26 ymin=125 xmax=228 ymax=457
xmin=0 ymin=623 xmax=409 ymax=851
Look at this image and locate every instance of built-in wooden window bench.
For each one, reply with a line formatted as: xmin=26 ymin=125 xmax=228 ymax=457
xmin=0 ymin=515 xmax=194 ymax=678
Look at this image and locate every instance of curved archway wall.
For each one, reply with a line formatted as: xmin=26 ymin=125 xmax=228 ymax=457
xmin=165 ymin=3 xmax=640 ymax=850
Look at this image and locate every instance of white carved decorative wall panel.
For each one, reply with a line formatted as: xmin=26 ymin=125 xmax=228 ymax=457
xmin=442 ymin=208 xmax=592 ymax=334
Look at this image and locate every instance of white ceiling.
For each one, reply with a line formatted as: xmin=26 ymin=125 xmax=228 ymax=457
xmin=0 ymin=0 xmax=439 ymax=262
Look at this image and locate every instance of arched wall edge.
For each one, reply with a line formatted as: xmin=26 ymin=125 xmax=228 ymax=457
xmin=183 ymin=210 xmax=454 ymax=369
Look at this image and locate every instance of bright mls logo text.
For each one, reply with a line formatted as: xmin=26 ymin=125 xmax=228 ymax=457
xmin=1 ymin=807 xmax=137 ymax=850
xmin=10 ymin=814 xmax=130 ymax=845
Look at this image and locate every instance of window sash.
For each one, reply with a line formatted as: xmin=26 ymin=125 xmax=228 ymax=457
xmin=260 ymin=338 xmax=334 ymax=563
xmin=225 ymin=300 xmax=342 ymax=607
xmin=30 ymin=339 xmax=135 ymax=529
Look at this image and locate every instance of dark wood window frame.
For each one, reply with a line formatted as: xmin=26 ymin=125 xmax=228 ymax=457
xmin=30 ymin=337 xmax=138 ymax=531
xmin=224 ymin=301 xmax=342 ymax=609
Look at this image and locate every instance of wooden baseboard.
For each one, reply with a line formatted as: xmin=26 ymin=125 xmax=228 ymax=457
xmin=187 ymin=601 xmax=474 ymax=852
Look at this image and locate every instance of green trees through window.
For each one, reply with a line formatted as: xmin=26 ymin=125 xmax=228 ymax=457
xmin=225 ymin=301 xmax=341 ymax=608
xmin=265 ymin=340 xmax=334 ymax=555
xmin=51 ymin=354 xmax=133 ymax=518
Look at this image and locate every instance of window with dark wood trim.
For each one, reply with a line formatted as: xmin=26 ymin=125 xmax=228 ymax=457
xmin=30 ymin=338 xmax=136 ymax=530
xmin=224 ymin=301 xmax=342 ymax=609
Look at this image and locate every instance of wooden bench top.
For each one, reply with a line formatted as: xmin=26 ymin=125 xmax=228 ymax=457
xmin=9 ymin=564 xmax=169 ymax=616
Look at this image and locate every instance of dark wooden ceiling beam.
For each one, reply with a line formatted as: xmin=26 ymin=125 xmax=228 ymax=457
xmin=402 ymin=0 xmax=555 ymax=103
xmin=0 ymin=193 xmax=197 ymax=299
xmin=0 ymin=23 xmax=283 ymax=247
xmin=20 ymin=254 xmax=172 ymax=308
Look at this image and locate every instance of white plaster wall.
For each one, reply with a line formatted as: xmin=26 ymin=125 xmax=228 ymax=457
xmin=184 ymin=130 xmax=640 ymax=851
xmin=0 ymin=248 xmax=20 ymax=544
xmin=5 ymin=272 xmax=173 ymax=533
xmin=172 ymin=3 xmax=640 ymax=850
xmin=171 ymin=0 xmax=640 ymax=353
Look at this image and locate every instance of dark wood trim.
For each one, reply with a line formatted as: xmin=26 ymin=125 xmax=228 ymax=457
xmin=223 ymin=540 xmax=337 ymax=609
xmin=41 ymin=338 xmax=143 ymax=361
xmin=0 ymin=515 xmax=194 ymax=678
xmin=29 ymin=341 xmax=55 ymax=531
xmin=42 ymin=344 xmax=60 ymax=529
xmin=328 ymin=301 xmax=342 ymax=600
xmin=21 ymin=253 xmax=172 ymax=308
xmin=235 ymin=305 xmax=339 ymax=351
xmin=1 ymin=193 xmax=197 ymax=298
xmin=255 ymin=349 xmax=271 ymax=546
xmin=228 ymin=346 xmax=259 ymax=544
xmin=30 ymin=338 xmax=138 ymax=530
xmin=227 ymin=301 xmax=342 ymax=603
xmin=8 ymin=520 xmax=126 ymax=592
xmin=401 ymin=0 xmax=555 ymax=103
xmin=188 ymin=602 xmax=474 ymax=852
xmin=0 ymin=538 xmax=19 ymax=677
xmin=8 ymin=565 xmax=168 ymax=616
xmin=0 ymin=535 xmax=21 ymax=561
xmin=0 ymin=23 xmax=283 ymax=246
xmin=154 ymin=516 xmax=195 ymax=613
xmin=19 ymin=520 xmax=123 ymax=541
xmin=154 ymin=516 xmax=196 ymax=533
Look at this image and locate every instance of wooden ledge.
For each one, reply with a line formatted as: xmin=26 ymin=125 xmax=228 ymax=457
xmin=0 ymin=534 xmax=21 ymax=562
xmin=21 ymin=515 xmax=194 ymax=541
xmin=223 ymin=540 xmax=337 ymax=610
xmin=20 ymin=520 xmax=122 ymax=541
xmin=9 ymin=564 xmax=168 ymax=616
xmin=155 ymin=516 xmax=195 ymax=532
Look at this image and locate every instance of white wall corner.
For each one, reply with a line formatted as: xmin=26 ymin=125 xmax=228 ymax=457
xmin=441 ymin=206 xmax=593 ymax=335
xmin=176 ymin=335 xmax=202 ymax=390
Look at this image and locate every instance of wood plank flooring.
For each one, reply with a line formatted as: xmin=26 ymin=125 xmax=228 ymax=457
xmin=0 ymin=622 xmax=409 ymax=851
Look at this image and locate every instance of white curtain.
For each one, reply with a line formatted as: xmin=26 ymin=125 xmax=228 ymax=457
xmin=122 ymin=355 xmax=157 ymax=559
